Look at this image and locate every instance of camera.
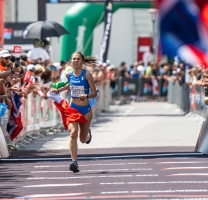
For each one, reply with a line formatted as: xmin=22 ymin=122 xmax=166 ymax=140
xmin=15 ymin=57 xmax=20 ymax=68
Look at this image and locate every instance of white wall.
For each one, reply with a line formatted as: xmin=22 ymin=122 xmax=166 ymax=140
xmin=4 ymin=0 xmax=37 ymax=52
xmin=18 ymin=0 xmax=37 ymax=22
xmin=47 ymin=3 xmax=74 ymax=62
xmin=93 ymin=9 xmax=134 ymax=68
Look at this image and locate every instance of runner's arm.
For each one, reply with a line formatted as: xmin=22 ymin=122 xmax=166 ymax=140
xmin=51 ymin=83 xmax=69 ymax=94
xmin=86 ymin=71 xmax=97 ymax=98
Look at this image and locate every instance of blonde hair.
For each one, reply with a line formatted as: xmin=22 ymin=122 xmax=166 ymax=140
xmin=34 ymin=64 xmax=45 ymax=75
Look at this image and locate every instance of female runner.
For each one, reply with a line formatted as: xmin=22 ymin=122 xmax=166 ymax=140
xmin=50 ymin=51 xmax=97 ymax=173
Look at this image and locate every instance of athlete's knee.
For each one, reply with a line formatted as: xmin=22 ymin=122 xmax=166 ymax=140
xmin=70 ymin=128 xmax=78 ymax=140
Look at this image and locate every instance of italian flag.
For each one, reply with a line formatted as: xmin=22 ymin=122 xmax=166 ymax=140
xmin=47 ymin=91 xmax=87 ymax=130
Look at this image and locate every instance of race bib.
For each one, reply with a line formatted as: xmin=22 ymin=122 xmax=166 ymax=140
xmin=71 ymin=85 xmax=85 ymax=97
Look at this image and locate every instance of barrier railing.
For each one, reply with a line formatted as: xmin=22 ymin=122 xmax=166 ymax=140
xmin=5 ymin=93 xmax=62 ymax=150
xmin=112 ymin=77 xmax=168 ymax=100
xmin=167 ymin=80 xmax=206 ymax=116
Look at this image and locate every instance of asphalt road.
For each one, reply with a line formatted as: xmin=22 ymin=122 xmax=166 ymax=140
xmin=0 ymin=102 xmax=207 ymax=200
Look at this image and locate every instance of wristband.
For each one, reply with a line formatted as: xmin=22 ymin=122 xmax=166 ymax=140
xmin=57 ymin=89 xmax=60 ymax=94
xmin=11 ymin=69 xmax=14 ymax=74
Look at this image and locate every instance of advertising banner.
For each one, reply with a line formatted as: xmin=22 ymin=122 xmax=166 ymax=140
xmin=99 ymin=0 xmax=113 ymax=63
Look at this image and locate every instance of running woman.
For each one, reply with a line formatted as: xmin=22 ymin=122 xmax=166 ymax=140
xmin=50 ymin=51 xmax=97 ymax=173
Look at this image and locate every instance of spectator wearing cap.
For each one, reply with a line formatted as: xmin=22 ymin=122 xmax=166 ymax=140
xmin=0 ymin=50 xmax=12 ymax=71
xmin=27 ymin=39 xmax=52 ymax=65
xmin=50 ymin=63 xmax=61 ymax=83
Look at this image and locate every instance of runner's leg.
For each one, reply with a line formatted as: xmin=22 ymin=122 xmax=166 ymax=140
xmin=79 ymin=110 xmax=93 ymax=143
xmin=68 ymin=122 xmax=79 ymax=161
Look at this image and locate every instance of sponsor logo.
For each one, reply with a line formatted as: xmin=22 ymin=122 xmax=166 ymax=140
xmin=71 ymin=80 xmax=80 ymax=83
xmin=76 ymin=25 xmax=86 ymax=52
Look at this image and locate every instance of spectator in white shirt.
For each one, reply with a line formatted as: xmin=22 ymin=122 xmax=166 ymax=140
xmin=27 ymin=39 xmax=52 ymax=65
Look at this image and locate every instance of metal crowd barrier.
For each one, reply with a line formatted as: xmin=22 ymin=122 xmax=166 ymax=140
xmin=97 ymin=81 xmax=112 ymax=112
xmin=168 ymin=80 xmax=206 ymax=116
xmin=112 ymin=77 xmax=168 ymax=101
xmin=5 ymin=93 xmax=63 ymax=151
xmin=167 ymin=80 xmax=190 ymax=114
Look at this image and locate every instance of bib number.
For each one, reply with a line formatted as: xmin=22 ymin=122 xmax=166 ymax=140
xmin=71 ymin=85 xmax=85 ymax=97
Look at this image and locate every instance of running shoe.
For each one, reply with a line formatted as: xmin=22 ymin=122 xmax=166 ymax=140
xmin=86 ymin=129 xmax=92 ymax=144
xmin=69 ymin=161 xmax=79 ymax=173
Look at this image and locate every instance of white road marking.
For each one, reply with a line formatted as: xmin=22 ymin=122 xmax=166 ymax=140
xmin=132 ymin=189 xmax=208 ymax=193
xmin=34 ymin=163 xmax=147 ymax=168
xmin=136 ymin=174 xmax=158 ymax=177
xmin=169 ymin=173 xmax=208 ymax=176
xmin=100 ymin=181 xmax=208 ymax=185
xmin=22 ymin=183 xmax=90 ymax=188
xmin=27 ymin=175 xmax=133 ymax=180
xmin=155 ymin=161 xmax=207 ymax=164
xmin=162 ymin=167 xmax=208 ymax=170
xmin=101 ymin=189 xmax=208 ymax=194
xmin=31 ymin=168 xmax=152 ymax=173
xmin=18 ymin=193 xmax=88 ymax=198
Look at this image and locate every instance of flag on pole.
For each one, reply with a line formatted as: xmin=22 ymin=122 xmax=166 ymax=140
xmin=157 ymin=0 xmax=208 ymax=66
xmin=7 ymin=92 xmax=23 ymax=141
xmin=99 ymin=0 xmax=113 ymax=63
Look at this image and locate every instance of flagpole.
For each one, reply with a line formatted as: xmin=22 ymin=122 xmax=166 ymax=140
xmin=148 ymin=8 xmax=157 ymax=62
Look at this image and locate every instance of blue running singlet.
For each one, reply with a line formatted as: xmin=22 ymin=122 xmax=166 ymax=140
xmin=68 ymin=69 xmax=90 ymax=98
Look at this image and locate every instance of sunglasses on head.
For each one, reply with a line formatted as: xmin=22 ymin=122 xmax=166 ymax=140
xmin=3 ymin=57 xmax=11 ymax=60
xmin=50 ymin=65 xmax=57 ymax=71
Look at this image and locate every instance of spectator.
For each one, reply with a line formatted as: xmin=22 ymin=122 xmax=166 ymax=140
xmin=130 ymin=65 xmax=139 ymax=78
xmin=118 ymin=61 xmax=129 ymax=78
xmin=27 ymin=39 xmax=52 ymax=64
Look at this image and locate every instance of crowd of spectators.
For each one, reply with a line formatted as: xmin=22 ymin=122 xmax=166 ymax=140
xmin=101 ymin=59 xmax=206 ymax=97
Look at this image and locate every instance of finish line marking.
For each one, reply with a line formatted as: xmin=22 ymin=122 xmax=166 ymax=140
xmin=0 ymin=152 xmax=203 ymax=162
xmin=31 ymin=168 xmax=152 ymax=173
xmin=100 ymin=181 xmax=208 ymax=185
xmin=34 ymin=163 xmax=147 ymax=168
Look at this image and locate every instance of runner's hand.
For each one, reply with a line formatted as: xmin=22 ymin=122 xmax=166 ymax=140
xmin=201 ymin=78 xmax=208 ymax=87
xmin=50 ymin=88 xmax=59 ymax=94
xmin=79 ymin=94 xmax=87 ymax=101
